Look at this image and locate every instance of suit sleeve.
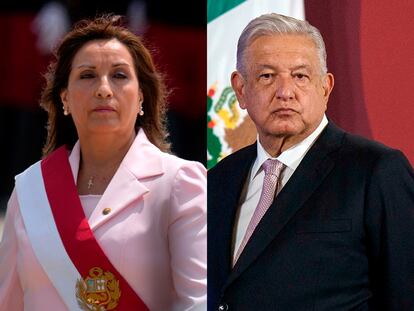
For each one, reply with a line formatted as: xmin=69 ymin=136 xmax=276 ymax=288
xmin=168 ymin=162 xmax=207 ymax=311
xmin=365 ymin=150 xmax=414 ymax=310
xmin=0 ymin=189 xmax=24 ymax=311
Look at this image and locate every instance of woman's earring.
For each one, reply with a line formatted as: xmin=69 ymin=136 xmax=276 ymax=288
xmin=63 ymin=106 xmax=69 ymax=116
xmin=139 ymin=100 xmax=144 ymax=116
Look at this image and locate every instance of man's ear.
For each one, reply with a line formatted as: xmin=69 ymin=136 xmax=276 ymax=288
xmin=231 ymin=71 xmax=247 ymax=109
xmin=322 ymin=73 xmax=334 ymax=100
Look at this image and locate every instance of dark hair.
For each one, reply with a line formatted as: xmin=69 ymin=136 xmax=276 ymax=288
xmin=40 ymin=15 xmax=170 ymax=156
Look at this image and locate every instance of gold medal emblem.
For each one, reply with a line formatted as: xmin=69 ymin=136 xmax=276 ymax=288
xmin=76 ymin=267 xmax=121 ymax=311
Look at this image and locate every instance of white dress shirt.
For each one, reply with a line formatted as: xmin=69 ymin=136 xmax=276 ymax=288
xmin=232 ymin=115 xmax=329 ymax=260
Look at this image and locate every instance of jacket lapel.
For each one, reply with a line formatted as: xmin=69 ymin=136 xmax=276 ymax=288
xmin=224 ymin=123 xmax=345 ymax=288
xmin=69 ymin=129 xmax=164 ymax=231
xmin=213 ymin=144 xmax=257 ymax=278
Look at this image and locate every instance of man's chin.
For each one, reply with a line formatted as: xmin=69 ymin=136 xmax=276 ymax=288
xmin=268 ymin=126 xmax=301 ymax=138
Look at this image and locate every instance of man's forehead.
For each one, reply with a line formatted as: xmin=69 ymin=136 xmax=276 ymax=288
xmin=245 ymin=35 xmax=320 ymax=69
xmin=252 ymin=63 xmax=312 ymax=71
xmin=247 ymin=34 xmax=317 ymax=54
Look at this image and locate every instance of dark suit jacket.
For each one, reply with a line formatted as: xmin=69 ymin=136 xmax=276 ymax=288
xmin=208 ymin=123 xmax=414 ymax=311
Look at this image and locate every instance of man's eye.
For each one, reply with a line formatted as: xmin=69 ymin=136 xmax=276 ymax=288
xmin=260 ymin=73 xmax=272 ymax=79
xmin=294 ymin=73 xmax=308 ymax=80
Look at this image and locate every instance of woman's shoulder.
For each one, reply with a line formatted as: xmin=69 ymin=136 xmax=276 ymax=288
xmin=130 ymin=130 xmax=206 ymax=180
xmin=14 ymin=158 xmax=43 ymax=183
xmin=157 ymin=151 xmax=206 ymax=183
xmin=161 ymin=150 xmax=204 ymax=168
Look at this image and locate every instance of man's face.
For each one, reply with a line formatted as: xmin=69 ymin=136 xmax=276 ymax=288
xmin=232 ymin=34 xmax=334 ymax=147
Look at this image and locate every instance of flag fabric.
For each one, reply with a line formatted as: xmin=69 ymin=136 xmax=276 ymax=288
xmin=207 ymin=0 xmax=305 ymax=169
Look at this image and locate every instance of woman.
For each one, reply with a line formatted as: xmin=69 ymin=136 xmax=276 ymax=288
xmin=0 ymin=16 xmax=206 ymax=311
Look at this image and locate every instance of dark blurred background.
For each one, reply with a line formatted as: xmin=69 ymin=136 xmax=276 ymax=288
xmin=0 ymin=1 xmax=206 ymax=211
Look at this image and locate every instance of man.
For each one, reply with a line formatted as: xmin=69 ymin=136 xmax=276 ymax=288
xmin=208 ymin=13 xmax=414 ymax=310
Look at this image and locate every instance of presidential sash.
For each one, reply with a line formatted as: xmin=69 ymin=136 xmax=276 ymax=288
xmin=16 ymin=146 xmax=149 ymax=311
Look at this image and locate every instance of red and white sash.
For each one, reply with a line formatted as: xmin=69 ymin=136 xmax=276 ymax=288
xmin=15 ymin=146 xmax=149 ymax=311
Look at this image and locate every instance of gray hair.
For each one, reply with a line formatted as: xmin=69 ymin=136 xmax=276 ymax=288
xmin=236 ymin=13 xmax=328 ymax=76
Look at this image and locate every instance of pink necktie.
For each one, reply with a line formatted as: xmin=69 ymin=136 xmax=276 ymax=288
xmin=234 ymin=159 xmax=284 ymax=265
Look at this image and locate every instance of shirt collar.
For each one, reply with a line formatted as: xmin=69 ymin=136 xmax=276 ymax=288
xmin=250 ymin=114 xmax=328 ymax=182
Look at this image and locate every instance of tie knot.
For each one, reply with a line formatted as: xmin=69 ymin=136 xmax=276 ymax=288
xmin=262 ymin=159 xmax=284 ymax=177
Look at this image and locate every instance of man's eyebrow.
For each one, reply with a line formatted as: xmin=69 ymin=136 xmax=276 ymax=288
xmin=255 ymin=64 xmax=277 ymax=70
xmin=254 ymin=64 xmax=312 ymax=71
xmin=291 ymin=64 xmax=311 ymax=71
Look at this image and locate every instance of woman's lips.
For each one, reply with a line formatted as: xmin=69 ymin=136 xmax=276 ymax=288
xmin=93 ymin=106 xmax=116 ymax=112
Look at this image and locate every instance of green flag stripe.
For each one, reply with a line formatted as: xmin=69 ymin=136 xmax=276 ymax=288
xmin=207 ymin=0 xmax=246 ymax=23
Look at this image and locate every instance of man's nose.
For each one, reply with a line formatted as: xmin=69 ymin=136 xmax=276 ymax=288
xmin=276 ymin=77 xmax=294 ymax=101
xmin=95 ymin=77 xmax=113 ymax=98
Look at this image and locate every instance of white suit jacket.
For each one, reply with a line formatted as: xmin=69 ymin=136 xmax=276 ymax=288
xmin=0 ymin=129 xmax=207 ymax=310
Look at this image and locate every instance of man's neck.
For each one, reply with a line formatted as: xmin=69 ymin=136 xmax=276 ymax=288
xmin=258 ymin=117 xmax=327 ymax=157
xmin=259 ymin=132 xmax=310 ymax=157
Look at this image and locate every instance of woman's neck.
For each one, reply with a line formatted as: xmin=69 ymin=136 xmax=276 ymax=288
xmin=77 ymin=131 xmax=136 ymax=195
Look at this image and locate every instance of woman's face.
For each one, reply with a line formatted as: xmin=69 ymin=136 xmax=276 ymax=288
xmin=60 ymin=38 xmax=143 ymax=139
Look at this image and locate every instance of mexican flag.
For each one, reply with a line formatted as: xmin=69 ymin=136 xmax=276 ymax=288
xmin=207 ymin=0 xmax=304 ymax=168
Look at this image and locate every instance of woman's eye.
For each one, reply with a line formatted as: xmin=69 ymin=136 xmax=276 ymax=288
xmin=113 ymin=72 xmax=127 ymax=79
xmin=80 ymin=72 xmax=95 ymax=79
